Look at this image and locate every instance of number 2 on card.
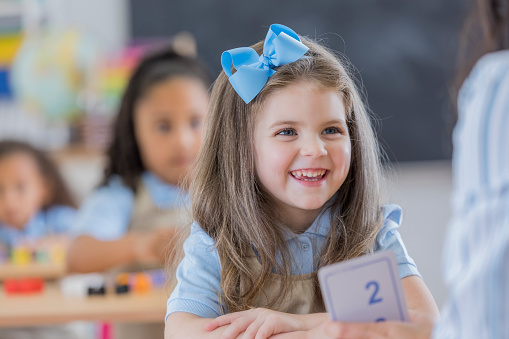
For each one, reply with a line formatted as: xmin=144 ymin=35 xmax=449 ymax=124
xmin=366 ymin=281 xmax=383 ymax=305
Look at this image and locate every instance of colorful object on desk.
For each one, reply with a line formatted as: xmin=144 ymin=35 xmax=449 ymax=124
xmin=34 ymin=249 xmax=50 ymax=263
xmin=88 ymin=285 xmax=106 ymax=296
xmin=11 ymin=246 xmax=31 ymax=266
xmin=60 ymin=273 xmax=105 ymax=298
xmin=49 ymin=245 xmax=66 ymax=264
xmin=61 ymin=270 xmax=164 ymax=298
xmin=131 ymin=272 xmax=152 ymax=294
xmin=114 ymin=273 xmax=129 ymax=294
xmin=4 ymin=278 xmax=44 ymax=294
xmin=146 ymin=268 xmax=166 ymax=288
xmin=7 ymin=237 xmax=68 ymax=266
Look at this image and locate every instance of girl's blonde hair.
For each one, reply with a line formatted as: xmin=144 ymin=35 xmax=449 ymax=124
xmin=190 ymin=37 xmax=383 ymax=313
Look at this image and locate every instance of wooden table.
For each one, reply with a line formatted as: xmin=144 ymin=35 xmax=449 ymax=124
xmin=0 ymin=262 xmax=66 ymax=280
xmin=0 ymin=282 xmax=171 ymax=327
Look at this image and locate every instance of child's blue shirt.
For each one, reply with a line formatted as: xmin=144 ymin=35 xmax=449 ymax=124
xmin=71 ymin=172 xmax=187 ymax=240
xmin=165 ymin=204 xmax=420 ymax=320
xmin=0 ymin=205 xmax=76 ymax=247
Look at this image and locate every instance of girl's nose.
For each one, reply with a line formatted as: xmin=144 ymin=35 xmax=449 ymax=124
xmin=300 ymin=137 xmax=327 ymax=158
xmin=174 ymin=127 xmax=195 ymax=149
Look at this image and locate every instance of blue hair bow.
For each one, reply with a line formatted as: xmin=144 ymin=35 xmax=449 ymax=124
xmin=221 ymin=24 xmax=309 ymax=104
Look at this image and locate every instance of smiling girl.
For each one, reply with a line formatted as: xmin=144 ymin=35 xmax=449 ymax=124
xmin=164 ymin=24 xmax=438 ymax=339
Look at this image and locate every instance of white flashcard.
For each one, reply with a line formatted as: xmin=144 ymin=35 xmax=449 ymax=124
xmin=318 ymin=250 xmax=409 ymax=323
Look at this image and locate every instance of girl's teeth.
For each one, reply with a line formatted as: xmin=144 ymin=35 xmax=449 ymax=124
xmin=291 ymin=170 xmax=326 ymax=178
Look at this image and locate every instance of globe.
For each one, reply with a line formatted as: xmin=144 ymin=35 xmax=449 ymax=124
xmin=10 ymin=29 xmax=99 ymax=123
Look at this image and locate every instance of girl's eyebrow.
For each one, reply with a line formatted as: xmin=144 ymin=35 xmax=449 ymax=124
xmin=324 ymin=119 xmax=347 ymax=127
xmin=269 ymin=120 xmax=303 ymax=129
xmin=269 ymin=119 xmax=347 ymax=129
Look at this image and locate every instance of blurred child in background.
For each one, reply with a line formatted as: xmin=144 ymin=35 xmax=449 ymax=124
xmin=67 ymin=45 xmax=212 ymax=339
xmin=0 ymin=140 xmax=78 ymax=339
xmin=0 ymin=140 xmax=76 ymax=248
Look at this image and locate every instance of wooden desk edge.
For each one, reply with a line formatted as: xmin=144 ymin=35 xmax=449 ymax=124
xmin=0 ymin=310 xmax=165 ymax=327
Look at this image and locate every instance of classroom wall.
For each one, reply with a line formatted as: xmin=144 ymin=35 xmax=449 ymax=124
xmin=129 ymin=0 xmax=467 ymax=162
xmin=389 ymin=161 xmax=451 ymax=308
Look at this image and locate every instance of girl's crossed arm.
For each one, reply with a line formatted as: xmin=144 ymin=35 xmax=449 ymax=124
xmin=204 ymin=309 xmax=328 ymax=339
xmin=165 ymin=313 xmax=234 ymax=339
xmin=201 ymin=275 xmax=438 ymax=339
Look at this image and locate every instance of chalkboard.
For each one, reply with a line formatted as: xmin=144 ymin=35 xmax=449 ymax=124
xmin=130 ymin=0 xmax=468 ymax=161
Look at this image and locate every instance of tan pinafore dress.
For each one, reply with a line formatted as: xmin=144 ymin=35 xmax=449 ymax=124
xmin=114 ymin=182 xmax=192 ymax=339
xmin=244 ymin=252 xmax=326 ymax=314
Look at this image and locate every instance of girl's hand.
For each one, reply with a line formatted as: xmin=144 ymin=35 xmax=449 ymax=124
xmin=204 ymin=308 xmax=305 ymax=339
xmin=134 ymin=227 xmax=178 ymax=265
xmin=322 ymin=312 xmax=435 ymax=339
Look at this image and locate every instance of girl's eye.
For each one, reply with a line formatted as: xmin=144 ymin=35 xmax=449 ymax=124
xmin=156 ymin=121 xmax=171 ymax=133
xmin=323 ymin=127 xmax=341 ymax=135
xmin=15 ymin=182 xmax=25 ymax=193
xmin=190 ymin=118 xmax=201 ymax=130
xmin=277 ymin=129 xmax=296 ymax=136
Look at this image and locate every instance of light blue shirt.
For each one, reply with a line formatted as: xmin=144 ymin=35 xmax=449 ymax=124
xmin=433 ymin=51 xmax=509 ymax=338
xmin=0 ymin=205 xmax=76 ymax=247
xmin=165 ymin=204 xmax=420 ymax=320
xmin=72 ymin=172 xmax=187 ymax=241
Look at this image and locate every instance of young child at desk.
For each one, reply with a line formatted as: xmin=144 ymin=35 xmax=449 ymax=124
xmin=67 ymin=46 xmax=212 ymax=339
xmin=0 ymin=140 xmax=76 ymax=251
xmin=164 ymin=24 xmax=439 ymax=339
xmin=0 ymin=141 xmax=78 ymax=339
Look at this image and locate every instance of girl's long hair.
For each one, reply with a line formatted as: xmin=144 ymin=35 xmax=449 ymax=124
xmin=190 ymin=38 xmax=384 ymax=312
xmin=0 ymin=140 xmax=76 ymax=209
xmin=102 ymin=47 xmax=213 ymax=192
